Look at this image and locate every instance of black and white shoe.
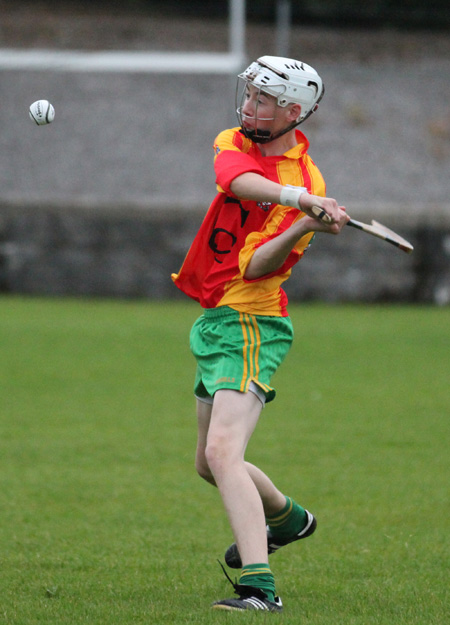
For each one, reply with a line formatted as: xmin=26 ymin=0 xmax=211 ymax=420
xmin=212 ymin=561 xmax=283 ymax=612
xmin=212 ymin=584 xmax=283 ymax=612
xmin=224 ymin=509 xmax=317 ymax=569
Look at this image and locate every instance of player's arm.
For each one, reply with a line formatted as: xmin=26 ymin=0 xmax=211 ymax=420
xmin=244 ymin=207 xmax=349 ymax=280
xmin=229 ymin=172 xmax=342 ymax=223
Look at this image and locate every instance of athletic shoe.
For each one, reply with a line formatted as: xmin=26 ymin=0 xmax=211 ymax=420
xmin=212 ymin=560 xmax=283 ymax=612
xmin=212 ymin=584 xmax=283 ymax=612
xmin=224 ymin=509 xmax=317 ymax=569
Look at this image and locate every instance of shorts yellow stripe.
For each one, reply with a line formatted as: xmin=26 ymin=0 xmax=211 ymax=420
xmin=245 ymin=314 xmax=255 ymax=381
xmin=250 ymin=314 xmax=261 ymax=380
xmin=240 ymin=313 xmax=265 ymax=394
xmin=239 ymin=312 xmax=249 ymax=392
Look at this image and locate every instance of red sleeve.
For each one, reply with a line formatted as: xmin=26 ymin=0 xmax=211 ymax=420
xmin=214 ymin=150 xmax=265 ymax=195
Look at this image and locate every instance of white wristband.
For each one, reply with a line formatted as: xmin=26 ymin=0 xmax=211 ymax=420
xmin=279 ymin=185 xmax=308 ymax=210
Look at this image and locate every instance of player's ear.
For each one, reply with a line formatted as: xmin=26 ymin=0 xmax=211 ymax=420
xmin=287 ymin=103 xmax=302 ymax=122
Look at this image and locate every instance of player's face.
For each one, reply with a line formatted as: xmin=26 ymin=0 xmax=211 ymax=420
xmin=240 ymin=85 xmax=277 ymax=132
xmin=240 ymin=84 xmax=298 ymax=139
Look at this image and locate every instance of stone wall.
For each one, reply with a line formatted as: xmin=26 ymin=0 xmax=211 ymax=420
xmin=1 ymin=200 xmax=448 ymax=304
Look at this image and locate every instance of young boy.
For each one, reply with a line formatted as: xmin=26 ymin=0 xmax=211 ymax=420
xmin=171 ymin=55 xmax=349 ymax=612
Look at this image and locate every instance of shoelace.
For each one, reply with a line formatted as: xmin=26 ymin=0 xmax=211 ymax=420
xmin=217 ymin=560 xmax=269 ymax=601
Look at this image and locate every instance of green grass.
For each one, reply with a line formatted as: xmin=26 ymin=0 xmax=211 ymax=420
xmin=0 ymin=296 xmax=448 ymax=624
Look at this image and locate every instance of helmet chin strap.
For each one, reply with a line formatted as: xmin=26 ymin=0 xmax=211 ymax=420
xmin=240 ymin=119 xmax=300 ymax=144
xmin=238 ymin=107 xmax=297 ymax=144
xmin=239 ymin=102 xmax=320 ymax=144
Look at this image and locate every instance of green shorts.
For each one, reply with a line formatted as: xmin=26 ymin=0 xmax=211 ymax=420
xmin=190 ymin=306 xmax=294 ymax=404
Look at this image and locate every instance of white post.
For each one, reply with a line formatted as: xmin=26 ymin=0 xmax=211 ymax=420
xmin=229 ymin=0 xmax=246 ymax=67
xmin=276 ymin=0 xmax=292 ymax=58
xmin=227 ymin=0 xmax=246 ymax=125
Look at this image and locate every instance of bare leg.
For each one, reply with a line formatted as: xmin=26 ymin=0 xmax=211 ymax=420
xmin=196 ymin=396 xmax=286 ymax=514
xmin=195 ymin=398 xmax=217 ymax=485
xmin=244 ymin=463 xmax=287 ymax=516
xmin=195 ymin=389 xmax=286 ymax=566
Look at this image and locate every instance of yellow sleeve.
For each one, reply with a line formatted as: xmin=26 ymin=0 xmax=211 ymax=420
xmin=238 ymin=207 xmax=314 ymax=278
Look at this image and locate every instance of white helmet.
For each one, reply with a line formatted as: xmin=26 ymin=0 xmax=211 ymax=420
xmin=236 ymin=55 xmax=324 ymax=143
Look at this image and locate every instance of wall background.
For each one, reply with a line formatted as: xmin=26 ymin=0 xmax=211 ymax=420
xmin=0 ymin=4 xmax=449 ymax=303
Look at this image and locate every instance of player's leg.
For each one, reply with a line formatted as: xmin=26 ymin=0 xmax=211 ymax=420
xmin=195 ymin=397 xmax=216 ymax=485
xmin=194 ymin=390 xmax=313 ymax=609
xmin=196 ymin=392 xmax=270 ymax=562
xmin=195 ymin=396 xmax=286 ymax=512
xmin=204 ymin=388 xmax=268 ymax=565
xmin=204 ymin=388 xmax=282 ymax=610
xmin=195 ymin=391 xmax=315 ymax=572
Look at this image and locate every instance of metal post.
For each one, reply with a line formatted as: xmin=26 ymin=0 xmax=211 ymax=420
xmin=229 ymin=0 xmax=246 ymax=66
xmin=276 ymin=0 xmax=292 ymax=57
xmin=228 ymin=0 xmax=246 ymax=126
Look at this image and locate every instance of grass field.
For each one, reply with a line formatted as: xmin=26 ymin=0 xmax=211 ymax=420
xmin=0 ymin=296 xmax=448 ymax=624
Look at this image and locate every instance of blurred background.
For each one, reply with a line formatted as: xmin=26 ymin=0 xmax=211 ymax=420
xmin=0 ymin=0 xmax=449 ymax=303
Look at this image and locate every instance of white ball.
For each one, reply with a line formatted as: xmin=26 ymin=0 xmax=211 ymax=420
xmin=29 ymin=100 xmax=55 ymax=125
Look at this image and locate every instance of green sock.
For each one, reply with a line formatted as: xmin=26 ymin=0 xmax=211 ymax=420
xmin=239 ymin=563 xmax=276 ymax=603
xmin=266 ymin=496 xmax=307 ymax=540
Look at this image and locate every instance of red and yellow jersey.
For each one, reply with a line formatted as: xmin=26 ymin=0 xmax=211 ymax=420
xmin=171 ymin=127 xmax=326 ymax=316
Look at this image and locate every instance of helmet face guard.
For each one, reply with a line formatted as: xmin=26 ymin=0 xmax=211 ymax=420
xmin=236 ymin=80 xmax=299 ymax=144
xmin=235 ymin=56 xmax=324 ymax=144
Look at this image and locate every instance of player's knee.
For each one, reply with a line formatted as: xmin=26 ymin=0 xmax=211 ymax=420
xmin=204 ymin=435 xmax=235 ymax=475
xmin=195 ymin=454 xmax=215 ymax=484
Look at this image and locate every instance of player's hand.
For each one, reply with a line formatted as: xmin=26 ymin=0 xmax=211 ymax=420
xmin=300 ymin=194 xmax=340 ymax=219
xmin=300 ymin=194 xmax=349 ymax=233
xmin=302 ymin=206 xmax=350 ymax=234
